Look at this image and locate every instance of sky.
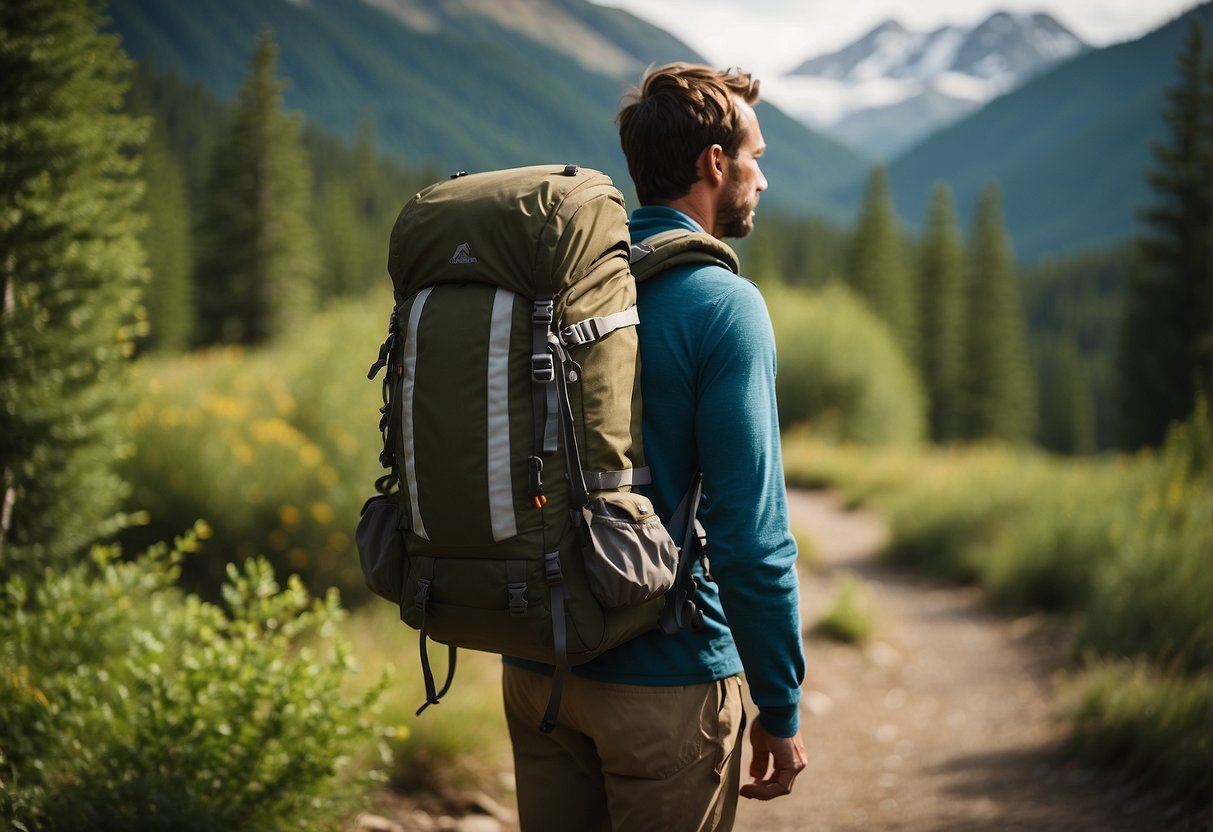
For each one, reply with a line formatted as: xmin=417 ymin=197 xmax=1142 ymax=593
xmin=588 ymin=0 xmax=1203 ymax=79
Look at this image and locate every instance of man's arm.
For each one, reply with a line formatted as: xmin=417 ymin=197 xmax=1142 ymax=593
xmin=693 ymin=278 xmax=806 ymax=793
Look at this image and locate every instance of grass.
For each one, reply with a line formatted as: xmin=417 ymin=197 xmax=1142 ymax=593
xmin=1058 ymin=661 xmax=1213 ymax=807
xmin=811 ymin=575 xmax=876 ymax=645
xmin=339 ymin=601 xmax=514 ymax=800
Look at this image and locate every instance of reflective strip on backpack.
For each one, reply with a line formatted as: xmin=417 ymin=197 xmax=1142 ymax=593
xmin=401 ymin=287 xmax=434 ymax=540
xmin=487 ymin=288 xmax=518 ymax=541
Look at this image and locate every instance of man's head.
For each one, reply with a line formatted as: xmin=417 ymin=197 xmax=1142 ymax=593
xmin=617 ymin=62 xmax=767 ymax=238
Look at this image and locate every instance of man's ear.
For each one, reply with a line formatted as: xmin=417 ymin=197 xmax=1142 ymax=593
xmin=697 ymin=143 xmax=726 ymax=188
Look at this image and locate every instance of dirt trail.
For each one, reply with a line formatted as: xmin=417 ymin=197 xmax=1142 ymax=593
xmin=735 ymin=490 xmax=1185 ymax=832
xmin=367 ymin=490 xmax=1194 ymax=832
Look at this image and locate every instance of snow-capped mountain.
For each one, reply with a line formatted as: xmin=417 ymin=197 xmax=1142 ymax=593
xmin=764 ymin=12 xmax=1088 ymax=159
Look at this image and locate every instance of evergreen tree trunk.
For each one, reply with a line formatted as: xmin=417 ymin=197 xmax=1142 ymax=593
xmin=194 ymin=30 xmax=317 ymax=345
xmin=846 ymin=166 xmax=919 ymax=367
xmin=958 ymin=183 xmax=1037 ymax=442
xmin=0 ymin=0 xmax=147 ymax=574
xmin=917 ymin=183 xmax=965 ymax=442
xmin=1116 ymin=20 xmax=1213 ymax=448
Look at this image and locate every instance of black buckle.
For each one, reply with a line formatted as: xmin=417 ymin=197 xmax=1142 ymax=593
xmin=532 ymin=299 xmax=554 ymax=325
xmin=531 ymin=353 xmax=555 ymax=383
xmin=544 ymin=552 xmax=562 ymax=586
xmin=414 ymin=578 xmax=431 ymax=610
xmin=507 ymin=582 xmax=528 ymax=616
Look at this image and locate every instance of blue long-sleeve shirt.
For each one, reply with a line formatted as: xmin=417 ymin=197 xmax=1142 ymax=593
xmin=577 ymin=206 xmax=804 ymax=737
xmin=507 ymin=206 xmax=805 ymax=737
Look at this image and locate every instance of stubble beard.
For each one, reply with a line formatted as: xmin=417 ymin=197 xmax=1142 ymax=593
xmin=716 ymin=170 xmax=758 ymax=239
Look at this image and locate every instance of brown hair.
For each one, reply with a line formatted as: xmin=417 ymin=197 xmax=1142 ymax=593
xmin=617 ymin=62 xmax=760 ymax=205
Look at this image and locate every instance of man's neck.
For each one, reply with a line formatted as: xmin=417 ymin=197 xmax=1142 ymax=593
xmin=655 ymin=194 xmax=715 ymax=237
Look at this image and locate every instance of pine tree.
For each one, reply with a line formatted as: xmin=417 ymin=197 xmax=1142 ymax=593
xmin=1116 ymin=20 xmax=1213 ymax=448
xmin=958 ymin=183 xmax=1036 ymax=442
xmin=314 ymin=175 xmax=364 ymax=297
xmin=846 ymin=166 xmax=918 ymax=366
xmin=140 ymin=126 xmax=193 ymax=352
xmin=1043 ymin=334 xmax=1097 ymax=454
xmin=194 ymin=31 xmax=317 ymax=345
xmin=917 ymin=183 xmax=965 ymax=442
xmin=0 ymin=0 xmax=147 ymax=574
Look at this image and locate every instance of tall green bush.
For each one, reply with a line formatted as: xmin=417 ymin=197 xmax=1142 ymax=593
xmin=122 ymin=296 xmax=385 ymax=599
xmin=0 ymin=526 xmax=386 ymax=830
xmin=1077 ymin=406 xmax=1213 ymax=673
xmin=0 ymin=0 xmax=148 ymax=576
xmin=768 ymin=284 xmax=925 ymax=445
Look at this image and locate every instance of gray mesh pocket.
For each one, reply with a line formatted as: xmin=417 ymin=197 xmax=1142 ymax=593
xmin=581 ymin=492 xmax=677 ymax=608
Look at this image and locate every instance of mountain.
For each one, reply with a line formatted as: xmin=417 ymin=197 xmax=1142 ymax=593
xmin=875 ymin=2 xmax=1213 ymax=261
xmin=769 ymin=12 xmax=1087 ymax=158
xmin=101 ymin=0 xmax=866 ymax=217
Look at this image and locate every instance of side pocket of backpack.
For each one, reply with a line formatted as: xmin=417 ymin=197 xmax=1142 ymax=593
xmin=356 ymin=493 xmax=408 ymax=604
xmin=581 ymin=491 xmax=677 ymax=608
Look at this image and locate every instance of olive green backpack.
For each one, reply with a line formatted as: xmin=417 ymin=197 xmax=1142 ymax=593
xmin=358 ymin=164 xmax=737 ymax=731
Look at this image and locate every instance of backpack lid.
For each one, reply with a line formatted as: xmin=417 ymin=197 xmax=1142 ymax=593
xmin=388 ymin=165 xmax=630 ymax=301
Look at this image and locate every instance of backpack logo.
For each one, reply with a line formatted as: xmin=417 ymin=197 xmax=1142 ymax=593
xmin=449 ymin=242 xmax=478 ymax=265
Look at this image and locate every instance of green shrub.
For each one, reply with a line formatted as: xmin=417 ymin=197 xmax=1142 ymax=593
xmin=0 ymin=527 xmax=386 ymax=831
xmin=781 ymin=431 xmax=923 ymax=508
xmin=122 ymin=295 xmax=387 ymax=600
xmin=340 ymin=602 xmax=512 ymax=797
xmin=768 ymin=284 xmax=926 ymax=445
xmin=1077 ymin=417 xmax=1213 ymax=674
xmin=982 ymin=463 xmax=1130 ymax=613
xmin=877 ymin=446 xmax=1055 ymax=581
xmin=812 ymin=575 xmax=876 ymax=645
xmin=1059 ymin=661 xmax=1212 ymax=808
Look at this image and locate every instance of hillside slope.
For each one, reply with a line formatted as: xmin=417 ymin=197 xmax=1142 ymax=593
xmin=103 ymin=0 xmax=866 ymax=216
xmin=875 ymin=2 xmax=1213 ymax=260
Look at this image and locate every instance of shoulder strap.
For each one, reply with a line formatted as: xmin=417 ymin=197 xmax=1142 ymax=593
xmin=629 ymin=229 xmax=739 ymax=282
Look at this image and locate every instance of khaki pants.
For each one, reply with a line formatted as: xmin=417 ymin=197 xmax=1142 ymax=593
xmin=503 ymin=665 xmax=746 ymax=832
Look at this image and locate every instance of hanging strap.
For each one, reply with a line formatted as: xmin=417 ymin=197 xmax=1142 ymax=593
xmin=539 ymin=551 xmax=570 ymax=733
xmin=659 ymin=472 xmax=708 ymax=635
xmin=410 ymin=559 xmax=458 ymax=714
xmin=537 ymin=340 xmax=587 ymax=732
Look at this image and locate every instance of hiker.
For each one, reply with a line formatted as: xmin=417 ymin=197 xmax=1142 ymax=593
xmin=501 ymin=63 xmax=807 ymax=832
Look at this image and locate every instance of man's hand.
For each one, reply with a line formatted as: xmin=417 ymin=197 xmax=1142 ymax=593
xmin=740 ymin=719 xmax=806 ymax=800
